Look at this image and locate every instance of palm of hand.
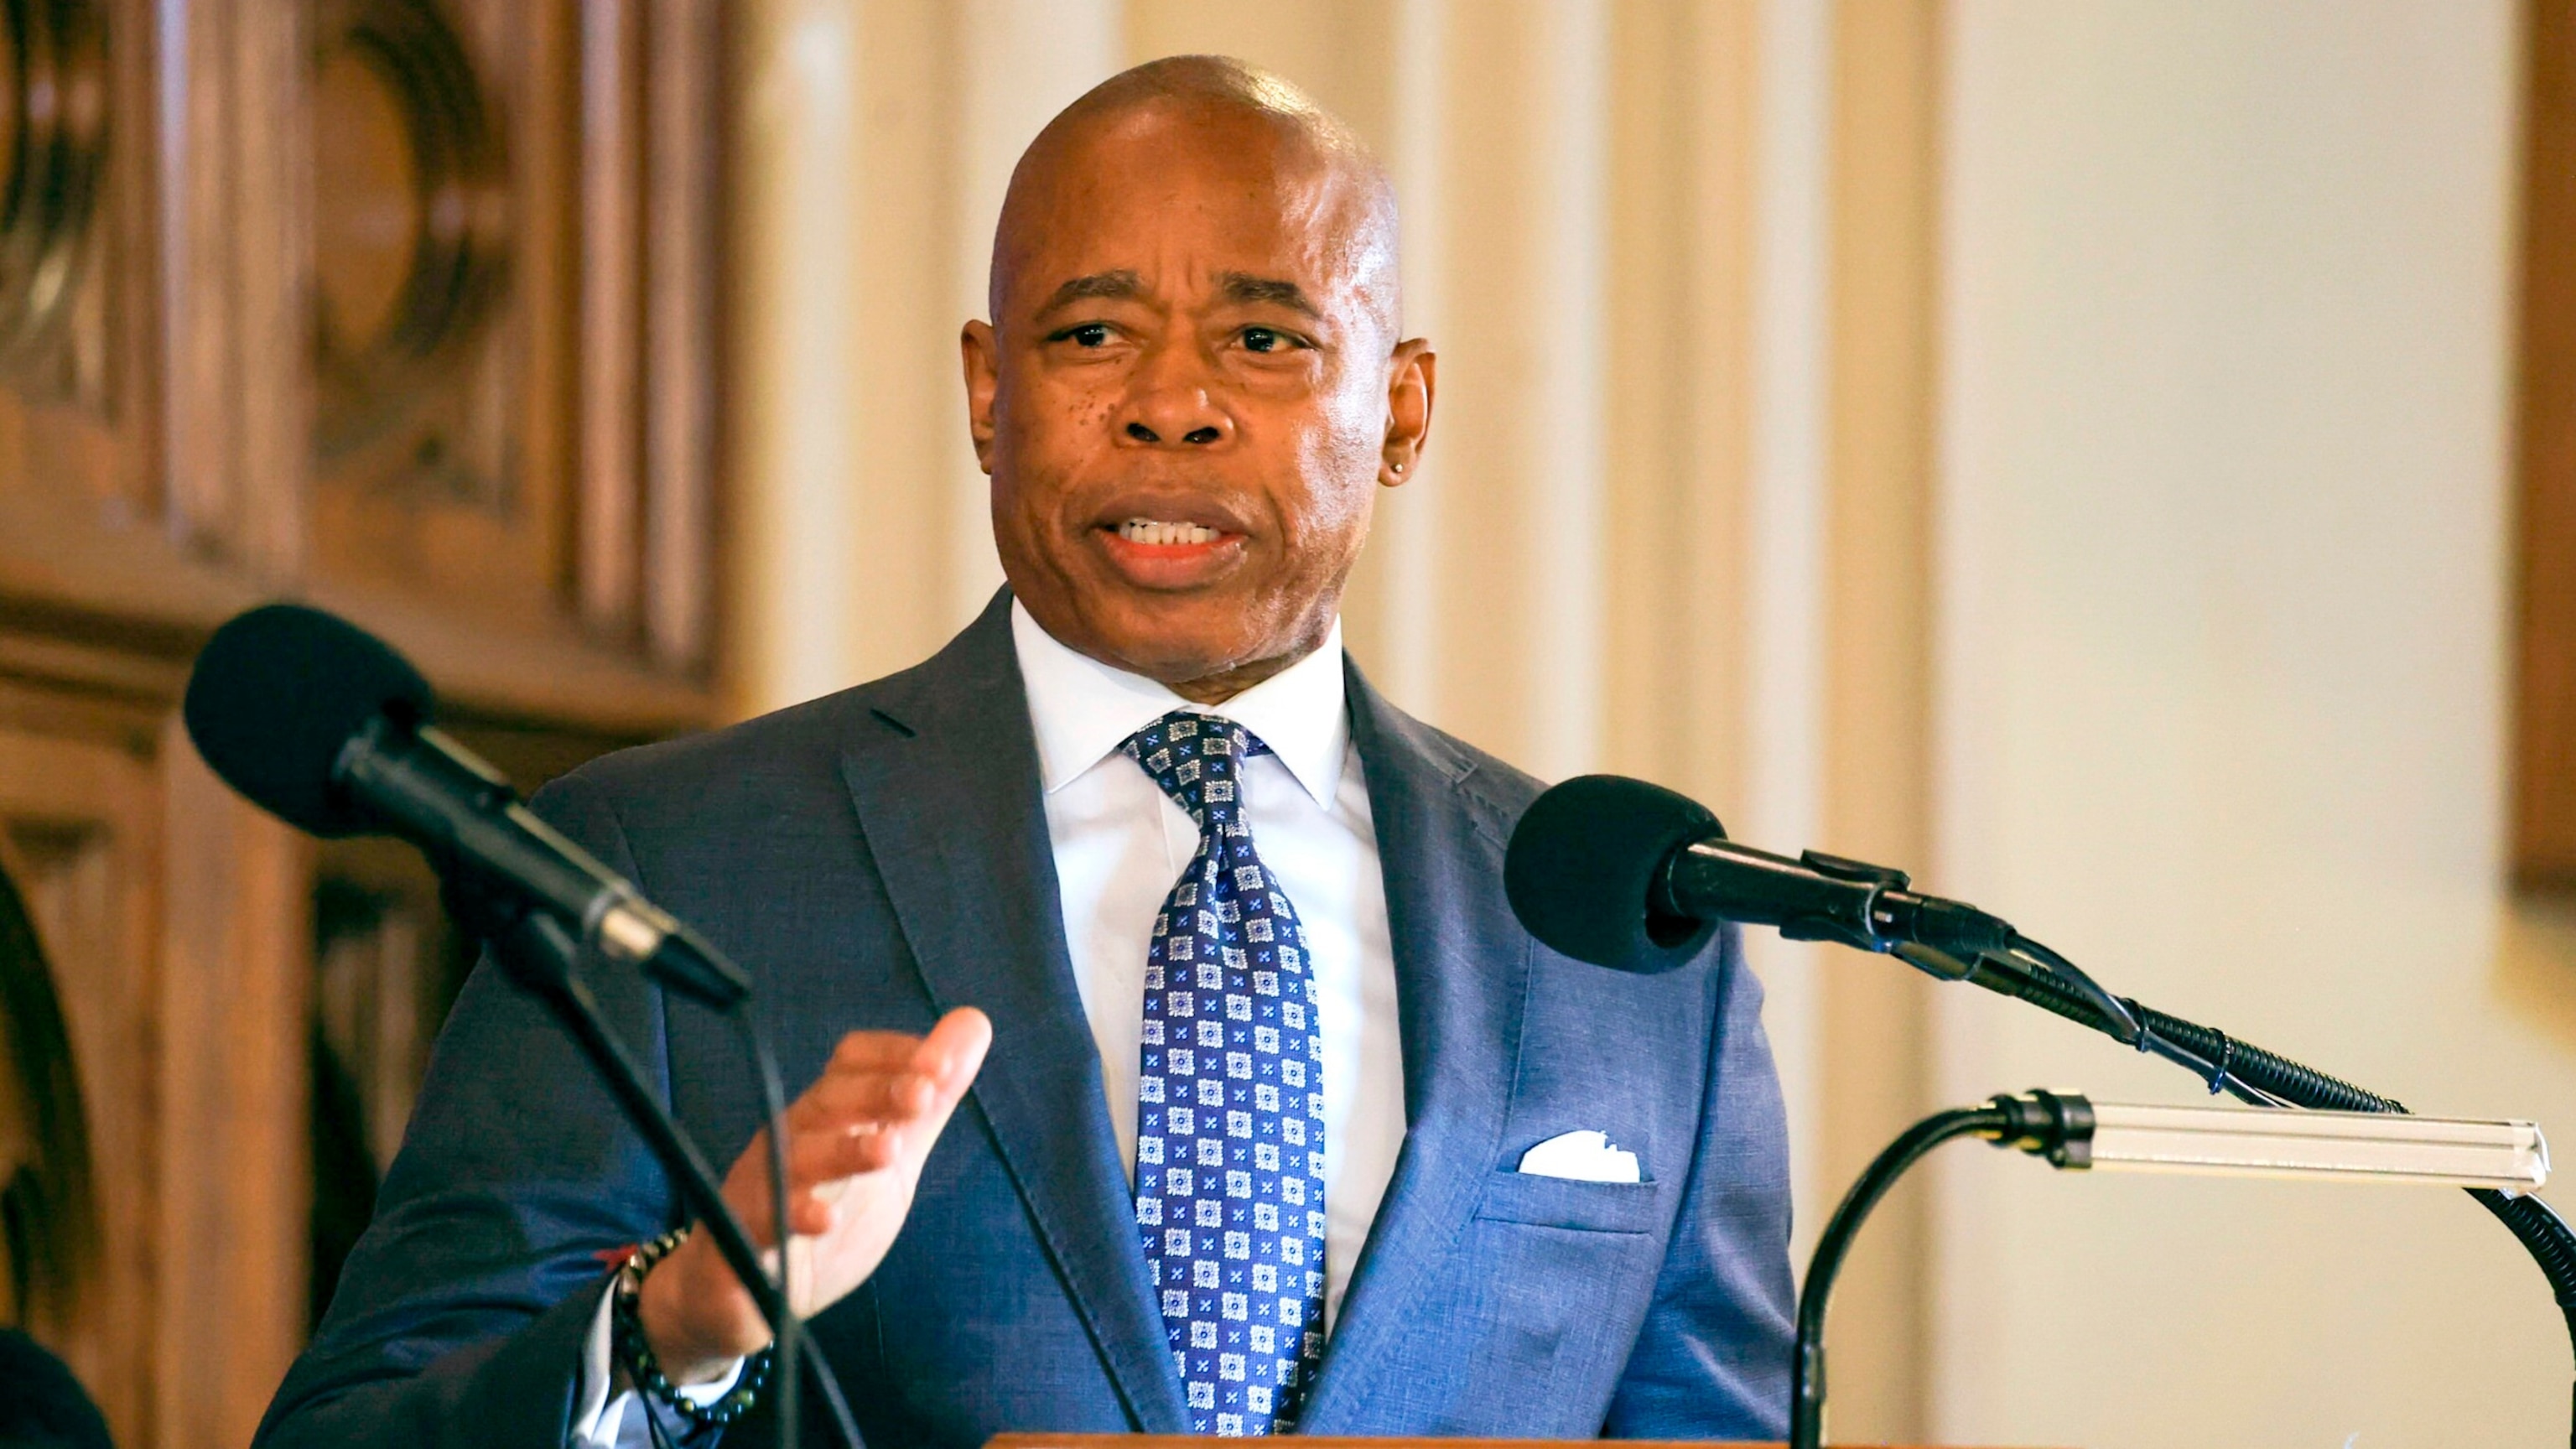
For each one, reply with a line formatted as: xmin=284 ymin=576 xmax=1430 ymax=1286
xmin=779 ymin=1129 xmax=934 ymax=1315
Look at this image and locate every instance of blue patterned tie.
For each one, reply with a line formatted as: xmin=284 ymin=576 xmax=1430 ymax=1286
xmin=1124 ymin=710 xmax=1327 ymax=1436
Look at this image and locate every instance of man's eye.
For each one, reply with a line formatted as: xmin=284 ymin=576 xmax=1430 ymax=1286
xmin=1242 ymin=326 xmax=1292 ymax=354
xmin=1067 ymin=324 xmax=1110 ymax=348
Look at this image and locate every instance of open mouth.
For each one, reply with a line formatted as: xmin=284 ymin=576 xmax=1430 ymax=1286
xmin=1094 ymin=514 xmax=1247 ymax=586
xmin=1113 ymin=518 xmax=1227 ymax=547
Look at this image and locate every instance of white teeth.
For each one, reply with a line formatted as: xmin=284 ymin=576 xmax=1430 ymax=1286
xmin=1118 ymin=518 xmax=1221 ymax=546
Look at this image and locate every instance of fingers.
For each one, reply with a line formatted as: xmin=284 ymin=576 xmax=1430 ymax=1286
xmin=826 ymin=1028 xmax=937 ymax=1073
xmin=793 ymin=1066 xmax=936 ymax=1128
xmin=787 ymin=1119 xmax=901 ymax=1185
xmin=742 ymin=1008 xmax=985 ymax=1164
xmin=906 ymin=1008 xmax=992 ymax=1140
xmin=791 ymin=1010 xmax=995 ymax=1135
xmin=917 ymin=1008 xmax=994 ymax=1099
xmin=731 ymin=1008 xmax=997 ymax=1239
xmin=785 ymin=1185 xmax=839 ymax=1239
xmin=725 ymin=1121 xmax=896 ymax=1244
xmin=784 ymin=1035 xmax=937 ymax=1135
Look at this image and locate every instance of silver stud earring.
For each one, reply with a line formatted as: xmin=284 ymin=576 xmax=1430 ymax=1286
xmin=1391 ymin=462 xmax=1405 ymax=474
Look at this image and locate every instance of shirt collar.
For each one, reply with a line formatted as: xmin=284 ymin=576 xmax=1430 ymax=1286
xmin=1010 ymin=598 xmax=1349 ymax=808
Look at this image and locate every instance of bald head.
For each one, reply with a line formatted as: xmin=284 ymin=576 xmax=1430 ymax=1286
xmin=989 ymin=56 xmax=1401 ymax=340
xmin=960 ymin=55 xmax=1435 ymax=701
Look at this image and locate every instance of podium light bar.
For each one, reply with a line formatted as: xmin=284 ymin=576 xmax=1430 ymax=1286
xmin=2071 ymin=1100 xmax=2548 ymax=1191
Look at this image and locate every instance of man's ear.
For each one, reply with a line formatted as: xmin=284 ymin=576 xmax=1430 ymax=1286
xmin=961 ymin=319 xmax=1001 ymax=473
xmin=1380 ymin=338 xmax=1436 ymax=486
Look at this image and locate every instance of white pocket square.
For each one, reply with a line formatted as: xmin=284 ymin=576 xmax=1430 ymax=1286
xmin=1516 ymin=1129 xmax=1642 ymax=1184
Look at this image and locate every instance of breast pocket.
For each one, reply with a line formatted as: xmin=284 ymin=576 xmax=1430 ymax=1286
xmin=1440 ymin=1168 xmax=1671 ymax=1420
xmin=1472 ymin=1168 xmax=1665 ymax=1234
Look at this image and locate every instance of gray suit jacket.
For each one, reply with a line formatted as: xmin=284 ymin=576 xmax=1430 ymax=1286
xmin=257 ymin=589 xmax=1794 ymax=1447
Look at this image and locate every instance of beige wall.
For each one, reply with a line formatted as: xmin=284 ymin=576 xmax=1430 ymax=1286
xmin=1931 ymin=3 xmax=2576 ymax=1443
xmin=725 ymin=0 xmax=1781 ymax=774
xmin=723 ymin=1 xmax=2576 ymax=1442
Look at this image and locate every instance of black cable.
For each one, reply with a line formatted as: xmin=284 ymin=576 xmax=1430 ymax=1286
xmin=2009 ymin=937 xmax=2142 ymax=1045
xmin=733 ymin=1029 xmax=875 ymax=1448
xmin=1898 ymin=944 xmax=2279 ymax=1106
xmin=735 ymin=1015 xmax=802 ymax=1449
xmin=732 ymin=1016 xmax=868 ymax=1446
xmin=1791 ymin=1104 xmax=2007 ymax=1449
xmin=500 ymin=910 xmax=865 ymax=1448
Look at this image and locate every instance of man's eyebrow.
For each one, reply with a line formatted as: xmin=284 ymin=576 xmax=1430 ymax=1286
xmin=1039 ymin=270 xmax=1145 ymax=312
xmin=1218 ymin=273 xmax=1322 ymax=318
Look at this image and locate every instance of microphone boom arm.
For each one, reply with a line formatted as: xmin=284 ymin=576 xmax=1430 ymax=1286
xmin=1895 ymin=937 xmax=2576 ymax=1446
xmin=1658 ymin=839 xmax=2145 ymax=1041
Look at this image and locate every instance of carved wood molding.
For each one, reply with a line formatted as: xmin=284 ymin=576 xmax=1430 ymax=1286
xmin=0 ymin=0 xmax=726 ymax=724
xmin=0 ymin=482 xmax=715 ymax=739
xmin=310 ymin=0 xmax=512 ymax=460
xmin=0 ymin=0 xmax=112 ymax=371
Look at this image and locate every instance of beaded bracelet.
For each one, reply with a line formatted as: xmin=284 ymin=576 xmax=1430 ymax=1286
xmin=610 ymin=1225 xmax=776 ymax=1428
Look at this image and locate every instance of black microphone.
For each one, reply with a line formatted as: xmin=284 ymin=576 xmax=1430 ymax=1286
xmin=182 ymin=603 xmax=749 ymax=1008
xmin=1504 ymin=774 xmax=2014 ymax=973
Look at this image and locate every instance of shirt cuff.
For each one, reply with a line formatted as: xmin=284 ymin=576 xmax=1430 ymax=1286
xmin=571 ymin=1275 xmax=749 ymax=1447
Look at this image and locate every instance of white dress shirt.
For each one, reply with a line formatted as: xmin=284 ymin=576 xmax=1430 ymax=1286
xmin=575 ymin=603 xmax=1406 ymax=1446
xmin=1011 ymin=600 xmax=1407 ymax=1336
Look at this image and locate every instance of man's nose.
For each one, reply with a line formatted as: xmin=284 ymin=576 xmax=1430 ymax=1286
xmin=1119 ymin=343 xmax=1233 ymax=447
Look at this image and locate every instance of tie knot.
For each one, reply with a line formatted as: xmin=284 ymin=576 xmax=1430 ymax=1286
xmin=1122 ymin=710 xmax=1272 ymax=834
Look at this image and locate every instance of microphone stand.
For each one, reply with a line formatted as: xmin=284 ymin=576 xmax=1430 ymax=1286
xmin=1906 ymin=938 xmax=2576 ymax=1447
xmin=480 ymin=907 xmax=865 ymax=1447
xmin=1792 ymin=1098 xmax=2045 ymax=1449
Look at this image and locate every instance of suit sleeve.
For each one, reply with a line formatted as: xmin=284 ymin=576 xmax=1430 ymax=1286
xmin=252 ymin=771 xmax=710 ymax=1449
xmin=1598 ymin=923 xmax=1797 ymax=1439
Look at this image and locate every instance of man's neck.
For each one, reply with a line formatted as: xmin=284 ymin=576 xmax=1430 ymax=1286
xmin=1166 ymin=651 xmax=1305 ymax=705
xmin=1029 ymin=607 xmax=1338 ymax=706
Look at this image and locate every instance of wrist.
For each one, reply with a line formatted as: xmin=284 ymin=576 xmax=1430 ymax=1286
xmin=612 ymin=1227 xmax=774 ymax=1429
xmin=636 ymin=1233 xmax=768 ymax=1384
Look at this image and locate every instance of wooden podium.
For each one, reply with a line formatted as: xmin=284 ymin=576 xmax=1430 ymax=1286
xmin=989 ymin=1423 xmax=2050 ymax=1433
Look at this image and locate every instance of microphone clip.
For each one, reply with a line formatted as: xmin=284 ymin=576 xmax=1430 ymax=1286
xmin=1776 ymin=850 xmax=1914 ymax=953
xmin=1799 ymin=850 xmax=1910 ymax=891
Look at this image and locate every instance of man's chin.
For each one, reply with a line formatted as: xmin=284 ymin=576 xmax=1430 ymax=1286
xmin=1092 ymin=629 xmax=1259 ymax=688
xmin=1075 ymin=597 xmax=1296 ymax=688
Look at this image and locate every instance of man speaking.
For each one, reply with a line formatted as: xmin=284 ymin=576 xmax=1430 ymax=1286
xmin=257 ymin=56 xmax=1792 ymax=1446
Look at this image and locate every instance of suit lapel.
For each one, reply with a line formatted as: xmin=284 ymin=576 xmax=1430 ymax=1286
xmin=835 ymin=592 xmax=1190 ymax=1433
xmin=1296 ymin=663 xmax=1534 ymax=1435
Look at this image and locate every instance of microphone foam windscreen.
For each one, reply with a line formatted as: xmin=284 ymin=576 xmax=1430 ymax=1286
xmin=183 ymin=603 xmax=433 ymax=838
xmin=1505 ymin=774 xmax=1722 ymax=974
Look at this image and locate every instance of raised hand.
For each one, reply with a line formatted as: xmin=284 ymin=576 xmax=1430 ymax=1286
xmin=637 ymin=1007 xmax=994 ymax=1382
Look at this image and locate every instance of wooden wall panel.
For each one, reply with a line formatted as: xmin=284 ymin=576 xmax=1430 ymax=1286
xmin=156 ymin=730 xmax=309 ymax=1449
xmin=0 ymin=726 xmax=162 ymax=1449
xmin=0 ymin=3 xmax=730 ymax=1444
xmin=2517 ymin=0 xmax=2576 ymax=890
xmin=0 ymin=0 xmax=155 ymax=524
xmin=164 ymin=0 xmax=309 ymax=579
xmin=579 ymin=0 xmax=644 ymax=637
xmin=309 ymin=1 xmax=576 ymax=650
xmin=644 ymin=0 xmax=721 ymax=673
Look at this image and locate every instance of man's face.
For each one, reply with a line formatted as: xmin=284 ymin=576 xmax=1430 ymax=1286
xmin=963 ymin=104 xmax=1431 ymax=696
